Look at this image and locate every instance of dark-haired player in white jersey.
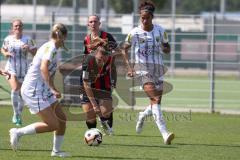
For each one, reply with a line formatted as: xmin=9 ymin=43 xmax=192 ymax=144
xmin=123 ymin=0 xmax=174 ymax=145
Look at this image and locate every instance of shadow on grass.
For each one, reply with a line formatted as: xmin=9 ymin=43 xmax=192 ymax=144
xmin=0 ymin=98 xmax=11 ymax=101
xmin=114 ymin=134 xmax=162 ymax=138
xmin=72 ymin=155 xmax=159 ymax=160
xmin=0 ymin=148 xmax=52 ymax=152
xmin=102 ymin=143 xmax=177 ymax=148
xmin=175 ymin=143 xmax=240 ymax=148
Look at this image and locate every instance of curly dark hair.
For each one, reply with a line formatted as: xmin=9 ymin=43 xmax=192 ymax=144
xmin=138 ymin=0 xmax=155 ymax=15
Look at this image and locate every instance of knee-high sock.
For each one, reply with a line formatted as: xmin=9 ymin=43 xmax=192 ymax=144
xmin=18 ymin=95 xmax=24 ymax=116
xmin=138 ymin=105 xmax=152 ymax=122
xmin=16 ymin=124 xmax=36 ymax=137
xmin=52 ymin=134 xmax=64 ymax=152
xmin=151 ymin=104 xmax=168 ymax=138
xmin=11 ymin=90 xmax=19 ymax=116
xmin=86 ymin=121 xmax=97 ymax=129
xmin=107 ymin=112 xmax=113 ymax=128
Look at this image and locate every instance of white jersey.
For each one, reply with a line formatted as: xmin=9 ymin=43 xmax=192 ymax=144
xmin=21 ymin=41 xmax=59 ymax=106
xmin=125 ymin=24 xmax=169 ymax=65
xmin=125 ymin=24 xmax=169 ymax=84
xmin=2 ymin=35 xmax=36 ymax=80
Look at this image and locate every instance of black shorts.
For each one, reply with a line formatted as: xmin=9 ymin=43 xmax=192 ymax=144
xmin=80 ymin=89 xmax=112 ymax=104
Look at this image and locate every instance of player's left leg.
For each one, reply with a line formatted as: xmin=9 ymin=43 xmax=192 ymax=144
xmin=51 ymin=102 xmax=70 ymax=157
xmin=99 ymin=99 xmax=113 ymax=135
xmin=144 ymin=82 xmax=174 ymax=145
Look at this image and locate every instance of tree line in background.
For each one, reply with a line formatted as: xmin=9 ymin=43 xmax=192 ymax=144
xmin=2 ymin=0 xmax=240 ymax=14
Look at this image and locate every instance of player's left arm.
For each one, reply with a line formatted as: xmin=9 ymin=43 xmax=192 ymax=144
xmin=0 ymin=69 xmax=11 ymax=79
xmin=161 ymin=30 xmax=171 ymax=54
xmin=107 ymin=33 xmax=118 ymax=50
xmin=22 ymin=38 xmax=37 ymax=56
xmin=110 ymin=56 xmax=117 ymax=88
xmin=40 ymin=59 xmax=61 ymax=98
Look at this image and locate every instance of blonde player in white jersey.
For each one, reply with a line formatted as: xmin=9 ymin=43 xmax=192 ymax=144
xmin=1 ymin=19 xmax=37 ymax=126
xmin=123 ymin=0 xmax=174 ymax=145
xmin=9 ymin=23 xmax=70 ymax=157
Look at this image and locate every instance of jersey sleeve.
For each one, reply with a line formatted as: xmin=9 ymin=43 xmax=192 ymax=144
xmin=82 ymin=55 xmax=94 ymax=83
xmin=42 ymin=44 xmax=57 ymax=62
xmin=125 ymin=30 xmax=135 ymax=46
xmin=27 ymin=37 xmax=37 ymax=49
xmin=107 ymin=33 xmax=117 ymax=50
xmin=159 ymin=27 xmax=169 ymax=44
xmin=83 ymin=36 xmax=89 ymax=54
xmin=1 ymin=37 xmax=9 ymax=50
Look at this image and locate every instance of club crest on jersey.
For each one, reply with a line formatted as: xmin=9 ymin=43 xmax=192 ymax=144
xmin=139 ymin=37 xmax=146 ymax=44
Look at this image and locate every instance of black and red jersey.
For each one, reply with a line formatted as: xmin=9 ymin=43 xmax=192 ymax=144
xmin=83 ymin=31 xmax=117 ymax=55
xmin=81 ymin=55 xmax=114 ymax=91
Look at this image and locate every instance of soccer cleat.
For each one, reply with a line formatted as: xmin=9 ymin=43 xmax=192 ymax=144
xmin=136 ymin=112 xmax=145 ymax=134
xmin=164 ymin=132 xmax=175 ymax=145
xmin=15 ymin=116 xmax=22 ymax=126
xmin=136 ymin=120 xmax=144 ymax=134
xmin=12 ymin=115 xmax=17 ymax=124
xmin=100 ymin=120 xmax=111 ymax=136
xmin=9 ymin=128 xmax=20 ymax=151
xmin=51 ymin=151 xmax=71 ymax=157
xmin=109 ymin=128 xmax=114 ymax=136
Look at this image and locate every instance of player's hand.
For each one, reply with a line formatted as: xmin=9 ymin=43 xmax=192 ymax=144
xmin=93 ymin=104 xmax=101 ymax=114
xmin=161 ymin=43 xmax=170 ymax=54
xmin=3 ymin=71 xmax=11 ymax=80
xmin=127 ymin=67 xmax=135 ymax=77
xmin=21 ymin=44 xmax=30 ymax=52
xmin=5 ymin=51 xmax=13 ymax=57
xmin=52 ymin=89 xmax=62 ymax=99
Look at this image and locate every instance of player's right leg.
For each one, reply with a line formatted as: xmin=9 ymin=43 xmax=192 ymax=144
xmin=7 ymin=75 xmax=23 ymax=126
xmin=82 ymin=97 xmax=97 ymax=129
xmin=9 ymin=106 xmax=58 ymax=151
xmin=136 ymin=105 xmax=152 ymax=133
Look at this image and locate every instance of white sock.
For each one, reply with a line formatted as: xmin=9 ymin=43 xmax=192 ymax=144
xmin=18 ymin=95 xmax=24 ymax=115
xmin=52 ymin=135 xmax=64 ymax=152
xmin=11 ymin=90 xmax=19 ymax=116
xmin=151 ymin=104 xmax=168 ymax=138
xmin=138 ymin=105 xmax=152 ymax=121
xmin=17 ymin=124 xmax=36 ymax=137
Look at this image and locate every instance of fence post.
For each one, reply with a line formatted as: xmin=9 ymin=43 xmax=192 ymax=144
xmin=51 ymin=12 xmax=55 ymax=28
xmin=209 ymin=13 xmax=216 ymax=113
xmin=170 ymin=0 xmax=176 ymax=77
xmin=32 ymin=0 xmax=37 ymax=40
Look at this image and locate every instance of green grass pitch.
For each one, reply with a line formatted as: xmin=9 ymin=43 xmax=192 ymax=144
xmin=0 ymin=106 xmax=240 ymax=160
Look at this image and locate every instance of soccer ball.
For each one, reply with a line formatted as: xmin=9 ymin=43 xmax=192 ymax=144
xmin=84 ymin=128 xmax=103 ymax=146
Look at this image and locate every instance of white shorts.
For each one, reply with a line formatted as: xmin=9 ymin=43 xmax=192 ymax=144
xmin=21 ymin=90 xmax=57 ymax=114
xmin=5 ymin=61 xmax=27 ymax=82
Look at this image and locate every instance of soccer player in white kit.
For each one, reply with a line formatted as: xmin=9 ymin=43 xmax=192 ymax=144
xmin=9 ymin=23 xmax=70 ymax=157
xmin=1 ymin=19 xmax=37 ymax=126
xmin=123 ymin=0 xmax=175 ymax=145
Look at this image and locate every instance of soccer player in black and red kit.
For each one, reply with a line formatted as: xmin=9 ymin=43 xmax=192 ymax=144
xmin=81 ymin=15 xmax=117 ymax=135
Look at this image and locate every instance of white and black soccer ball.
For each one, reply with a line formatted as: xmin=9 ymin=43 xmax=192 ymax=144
xmin=84 ymin=128 xmax=103 ymax=146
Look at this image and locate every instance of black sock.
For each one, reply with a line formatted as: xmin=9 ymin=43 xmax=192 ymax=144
xmin=99 ymin=116 xmax=108 ymax=122
xmin=107 ymin=112 xmax=113 ymax=128
xmin=86 ymin=121 xmax=97 ymax=129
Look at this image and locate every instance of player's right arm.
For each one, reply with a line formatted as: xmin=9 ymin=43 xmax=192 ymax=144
xmin=123 ymin=33 xmax=135 ymax=77
xmin=1 ymin=39 xmax=13 ymax=57
xmin=82 ymin=56 xmax=100 ymax=114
